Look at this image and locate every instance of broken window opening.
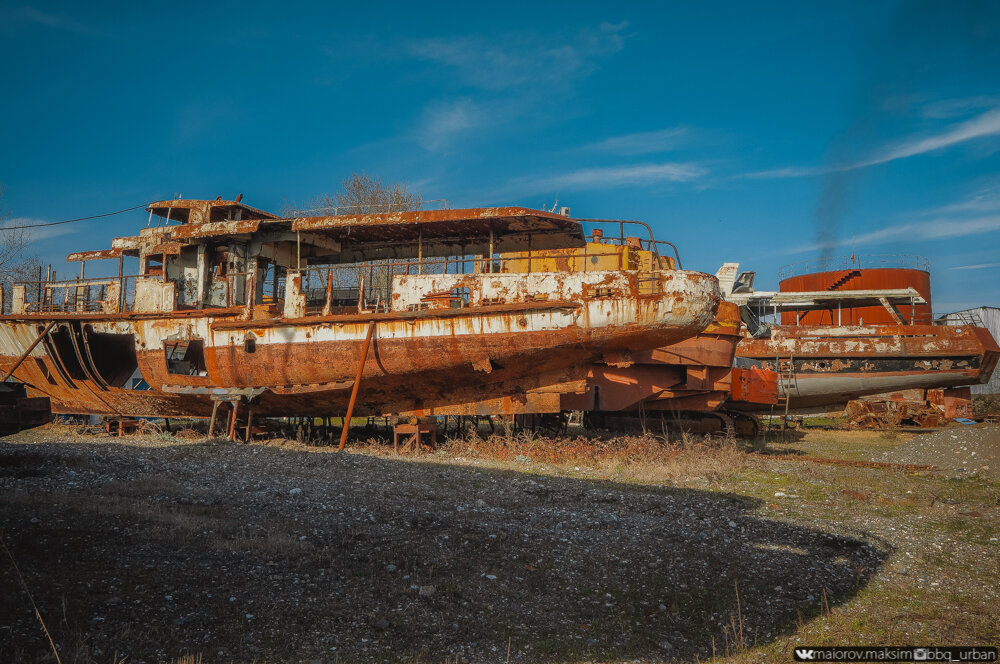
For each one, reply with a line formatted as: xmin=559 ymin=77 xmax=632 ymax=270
xmin=164 ymin=339 xmax=208 ymax=376
xmin=144 ymin=254 xmax=164 ymax=278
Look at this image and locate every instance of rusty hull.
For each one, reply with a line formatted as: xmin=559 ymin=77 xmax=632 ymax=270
xmin=559 ymin=301 xmax=778 ymax=414
xmin=0 ymin=268 xmax=720 ymax=419
xmin=737 ymin=323 xmax=1000 ymax=410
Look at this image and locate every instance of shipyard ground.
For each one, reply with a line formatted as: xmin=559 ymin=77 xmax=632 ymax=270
xmin=1 ymin=425 xmax=997 ymax=663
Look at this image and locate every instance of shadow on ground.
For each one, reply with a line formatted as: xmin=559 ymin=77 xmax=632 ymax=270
xmin=0 ymin=438 xmax=888 ymax=663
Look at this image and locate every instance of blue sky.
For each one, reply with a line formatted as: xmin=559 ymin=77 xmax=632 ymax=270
xmin=1 ymin=1 xmax=998 ymax=310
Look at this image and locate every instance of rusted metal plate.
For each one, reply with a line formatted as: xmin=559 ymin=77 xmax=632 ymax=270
xmin=148 ymin=241 xmax=183 ymax=255
xmin=171 ymin=219 xmax=263 ymax=239
xmin=66 ymin=249 xmax=123 ymax=262
xmin=730 ymin=366 xmax=779 ymax=405
xmin=291 ymin=206 xmax=580 ymax=235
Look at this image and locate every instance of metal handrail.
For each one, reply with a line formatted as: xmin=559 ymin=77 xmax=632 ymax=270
xmin=933 ymin=311 xmax=986 ymax=327
xmin=577 ymin=218 xmax=683 ymax=268
xmin=16 ymin=275 xmax=142 ymax=314
xmin=297 ymin=249 xmax=640 ymax=280
xmin=285 ymin=199 xmax=451 ymax=217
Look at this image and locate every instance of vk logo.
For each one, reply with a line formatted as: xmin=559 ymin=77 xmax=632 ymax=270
xmin=795 ymin=649 xmax=816 ymax=660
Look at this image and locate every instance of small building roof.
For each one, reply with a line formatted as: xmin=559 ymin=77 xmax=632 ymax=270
xmin=66 ymin=202 xmax=588 ymax=264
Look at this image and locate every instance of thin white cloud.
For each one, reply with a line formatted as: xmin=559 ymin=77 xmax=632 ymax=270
xmin=947 ymin=262 xmax=1000 ymax=271
xmin=786 ymin=215 xmax=1000 ymax=254
xmin=868 ymin=108 xmax=1000 ymax=166
xmin=416 ymin=98 xmax=488 ymax=152
xmin=923 ymin=190 xmax=1000 ymax=216
xmin=921 ymin=96 xmax=1000 ymax=120
xmin=408 ymin=22 xmax=629 ymax=91
xmin=511 ymin=162 xmax=706 ymax=195
xmin=408 ymin=22 xmax=630 ymax=152
xmin=746 ymin=107 xmax=1000 ymax=179
xmin=0 ymin=217 xmax=76 ymax=243
xmin=581 ymin=127 xmax=689 ymax=155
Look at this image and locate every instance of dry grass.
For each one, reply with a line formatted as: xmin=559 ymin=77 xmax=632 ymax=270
xmin=350 ymin=428 xmax=753 ymax=486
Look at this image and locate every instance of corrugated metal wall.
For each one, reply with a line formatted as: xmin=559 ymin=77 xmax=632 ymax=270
xmin=946 ymin=307 xmax=1000 ymax=394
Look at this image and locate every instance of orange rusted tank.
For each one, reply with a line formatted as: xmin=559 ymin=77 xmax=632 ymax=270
xmin=778 ymin=256 xmax=932 ymax=325
xmin=0 ymin=199 xmax=720 ymax=424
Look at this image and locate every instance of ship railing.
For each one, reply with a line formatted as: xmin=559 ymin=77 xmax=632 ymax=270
xmin=295 ymin=248 xmax=666 ymax=315
xmin=777 ymin=254 xmax=930 ymax=279
xmin=286 ymin=199 xmax=452 ymax=216
xmin=933 ymin=311 xmax=986 ymax=328
xmin=11 ymin=275 xmax=142 ymax=314
xmin=578 ymin=219 xmax=683 ymax=269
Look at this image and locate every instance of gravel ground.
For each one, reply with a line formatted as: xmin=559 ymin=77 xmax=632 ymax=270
xmin=879 ymin=424 xmax=1000 ymax=478
xmin=0 ymin=432 xmax=886 ymax=664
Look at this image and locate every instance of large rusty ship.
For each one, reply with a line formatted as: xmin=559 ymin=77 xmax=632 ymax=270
xmin=0 ymin=198 xmax=720 ymax=423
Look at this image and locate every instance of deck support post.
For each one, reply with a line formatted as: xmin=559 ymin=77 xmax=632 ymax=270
xmin=339 ymin=321 xmax=377 ymax=450
xmin=227 ymin=401 xmax=239 ymax=441
xmin=244 ymin=406 xmax=253 ymax=442
xmin=208 ymin=401 xmax=219 ymax=438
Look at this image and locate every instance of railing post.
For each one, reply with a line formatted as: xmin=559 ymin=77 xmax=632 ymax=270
xmin=323 ymin=269 xmax=333 ymax=315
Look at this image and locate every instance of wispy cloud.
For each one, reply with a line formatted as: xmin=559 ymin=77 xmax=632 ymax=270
xmin=0 ymin=217 xmax=76 ymax=244
xmin=14 ymin=6 xmax=96 ymax=35
xmin=416 ymin=98 xmax=487 ymax=152
xmin=508 ymin=162 xmax=706 ymax=196
xmin=921 ymin=96 xmax=1000 ymax=120
xmin=580 ymin=126 xmax=689 ymax=155
xmin=947 ymin=262 xmax=1000 ymax=271
xmin=409 ymin=22 xmax=629 ymax=91
xmin=922 ymin=189 xmax=1000 ymax=216
xmin=746 ymin=107 xmax=1000 ymax=179
xmin=786 ymin=215 xmax=1000 ymax=254
xmin=407 ymin=22 xmax=630 ymax=152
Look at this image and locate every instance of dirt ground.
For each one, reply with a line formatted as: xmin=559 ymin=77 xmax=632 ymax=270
xmin=0 ymin=423 xmax=997 ymax=663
